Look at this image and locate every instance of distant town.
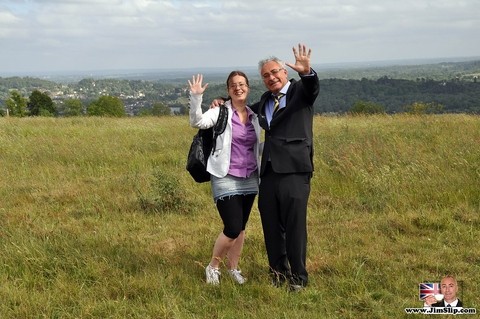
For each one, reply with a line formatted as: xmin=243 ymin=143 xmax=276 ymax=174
xmin=1 ymin=58 xmax=480 ymax=116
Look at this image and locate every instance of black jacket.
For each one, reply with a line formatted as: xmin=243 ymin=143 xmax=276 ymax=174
xmin=252 ymin=70 xmax=320 ymax=176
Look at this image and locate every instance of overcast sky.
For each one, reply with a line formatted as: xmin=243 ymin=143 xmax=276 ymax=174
xmin=1 ymin=0 xmax=479 ymax=74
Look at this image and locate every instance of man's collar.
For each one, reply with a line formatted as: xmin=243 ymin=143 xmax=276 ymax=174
xmin=273 ymin=81 xmax=291 ymax=96
xmin=445 ymin=299 xmax=459 ymax=307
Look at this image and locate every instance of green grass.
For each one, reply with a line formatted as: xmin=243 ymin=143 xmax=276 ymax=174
xmin=1 ymin=115 xmax=479 ymax=318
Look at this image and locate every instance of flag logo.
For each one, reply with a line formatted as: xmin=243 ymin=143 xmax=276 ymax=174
xmin=419 ymin=282 xmax=440 ymax=300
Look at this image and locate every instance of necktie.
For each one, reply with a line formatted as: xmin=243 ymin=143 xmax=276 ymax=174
xmin=273 ymin=93 xmax=285 ymax=115
xmin=446 ymin=304 xmax=451 ymax=307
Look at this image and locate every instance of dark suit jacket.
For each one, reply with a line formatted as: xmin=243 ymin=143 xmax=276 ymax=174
xmin=432 ymin=299 xmax=463 ymax=307
xmin=252 ymin=71 xmax=320 ymax=176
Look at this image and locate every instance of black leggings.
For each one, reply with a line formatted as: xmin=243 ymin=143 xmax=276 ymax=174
xmin=216 ymin=194 xmax=256 ymax=239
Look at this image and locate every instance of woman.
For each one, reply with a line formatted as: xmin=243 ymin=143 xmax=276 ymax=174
xmin=188 ymin=71 xmax=261 ymax=285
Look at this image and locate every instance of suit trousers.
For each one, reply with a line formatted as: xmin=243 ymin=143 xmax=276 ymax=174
xmin=258 ymin=162 xmax=310 ymax=286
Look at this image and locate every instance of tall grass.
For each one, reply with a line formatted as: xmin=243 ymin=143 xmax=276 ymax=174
xmin=0 ymin=115 xmax=479 ymax=318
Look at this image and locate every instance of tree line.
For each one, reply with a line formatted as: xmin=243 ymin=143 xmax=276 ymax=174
xmin=314 ymin=76 xmax=480 ymax=114
xmin=1 ymin=74 xmax=480 ymax=117
xmin=1 ymin=90 xmax=172 ymax=117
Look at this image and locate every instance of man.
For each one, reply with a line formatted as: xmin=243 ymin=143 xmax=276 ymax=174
xmin=251 ymin=44 xmax=319 ymax=291
xmin=424 ymin=275 xmax=463 ymax=307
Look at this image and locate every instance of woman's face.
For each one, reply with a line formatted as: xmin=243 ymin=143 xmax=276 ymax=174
xmin=227 ymin=75 xmax=249 ymax=103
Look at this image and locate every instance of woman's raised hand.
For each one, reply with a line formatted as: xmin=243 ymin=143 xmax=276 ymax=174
xmin=188 ymin=74 xmax=208 ymax=94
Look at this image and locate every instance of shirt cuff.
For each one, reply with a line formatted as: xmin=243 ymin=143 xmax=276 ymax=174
xmin=299 ymin=68 xmax=316 ymax=77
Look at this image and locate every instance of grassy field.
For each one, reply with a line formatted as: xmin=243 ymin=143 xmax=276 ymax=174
xmin=0 ymin=115 xmax=479 ymax=318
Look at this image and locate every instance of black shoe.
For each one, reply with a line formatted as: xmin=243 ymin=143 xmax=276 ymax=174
xmin=288 ymin=275 xmax=307 ymax=292
xmin=271 ymin=276 xmax=286 ymax=287
xmin=289 ymin=284 xmax=305 ymax=292
xmin=271 ymin=271 xmax=289 ymax=287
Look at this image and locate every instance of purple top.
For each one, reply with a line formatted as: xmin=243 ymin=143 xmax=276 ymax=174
xmin=228 ymin=107 xmax=258 ymax=178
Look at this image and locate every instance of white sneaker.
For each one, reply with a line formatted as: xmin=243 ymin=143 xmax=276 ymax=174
xmin=229 ymin=269 xmax=246 ymax=284
xmin=205 ymin=265 xmax=221 ymax=285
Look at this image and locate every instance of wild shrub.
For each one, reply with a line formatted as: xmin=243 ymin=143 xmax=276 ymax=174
xmin=138 ymin=169 xmax=192 ymax=214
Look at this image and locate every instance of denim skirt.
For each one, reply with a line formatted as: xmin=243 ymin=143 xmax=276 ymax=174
xmin=211 ymin=171 xmax=259 ymax=202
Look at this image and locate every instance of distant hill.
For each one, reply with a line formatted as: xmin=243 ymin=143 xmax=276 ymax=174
xmin=1 ymin=56 xmax=480 ymax=83
xmin=314 ymin=57 xmax=480 ymax=81
xmin=1 ymin=57 xmax=480 ymax=115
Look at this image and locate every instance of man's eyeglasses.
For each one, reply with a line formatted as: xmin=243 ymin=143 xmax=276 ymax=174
xmin=229 ymin=83 xmax=248 ymax=89
xmin=262 ymin=68 xmax=284 ymax=79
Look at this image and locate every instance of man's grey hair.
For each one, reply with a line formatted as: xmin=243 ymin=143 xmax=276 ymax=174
xmin=258 ymin=56 xmax=285 ymax=72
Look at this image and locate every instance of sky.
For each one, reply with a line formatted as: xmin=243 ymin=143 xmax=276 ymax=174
xmin=1 ymin=0 xmax=479 ymax=75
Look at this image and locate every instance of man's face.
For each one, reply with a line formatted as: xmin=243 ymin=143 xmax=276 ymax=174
xmin=260 ymin=61 xmax=288 ymax=94
xmin=440 ymin=277 xmax=458 ymax=303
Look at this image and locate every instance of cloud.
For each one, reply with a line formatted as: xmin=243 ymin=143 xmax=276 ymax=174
xmin=0 ymin=0 xmax=479 ymax=73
